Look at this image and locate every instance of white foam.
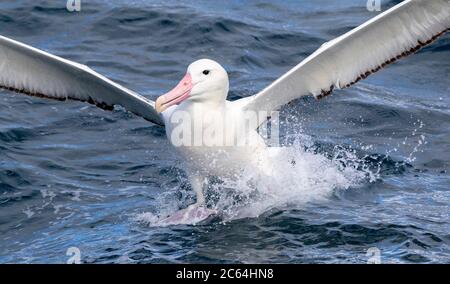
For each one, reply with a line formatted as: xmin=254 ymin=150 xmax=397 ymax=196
xmin=135 ymin=132 xmax=373 ymax=227
xmin=214 ymin=143 xmax=368 ymax=221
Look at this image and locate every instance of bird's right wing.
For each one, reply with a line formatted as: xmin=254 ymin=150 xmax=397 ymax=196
xmin=0 ymin=35 xmax=164 ymax=126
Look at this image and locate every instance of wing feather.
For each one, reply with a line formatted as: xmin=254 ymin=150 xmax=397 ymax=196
xmin=241 ymin=0 xmax=450 ymax=114
xmin=0 ymin=35 xmax=164 ymax=126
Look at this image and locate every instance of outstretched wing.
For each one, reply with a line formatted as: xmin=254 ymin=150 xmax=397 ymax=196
xmin=240 ymin=0 xmax=450 ymax=114
xmin=0 ymin=35 xmax=164 ymax=126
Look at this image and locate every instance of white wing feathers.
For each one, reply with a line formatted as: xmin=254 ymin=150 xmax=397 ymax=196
xmin=0 ymin=35 xmax=164 ymax=126
xmin=241 ymin=0 xmax=450 ymax=114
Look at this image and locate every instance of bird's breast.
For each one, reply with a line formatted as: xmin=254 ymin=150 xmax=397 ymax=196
xmin=162 ymin=102 xmax=270 ymax=177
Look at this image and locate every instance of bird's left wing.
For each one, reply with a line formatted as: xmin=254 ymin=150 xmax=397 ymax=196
xmin=239 ymin=0 xmax=450 ymax=115
xmin=0 ymin=35 xmax=164 ymax=126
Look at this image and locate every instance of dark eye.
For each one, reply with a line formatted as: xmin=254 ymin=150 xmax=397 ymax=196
xmin=202 ymin=70 xmax=210 ymax=75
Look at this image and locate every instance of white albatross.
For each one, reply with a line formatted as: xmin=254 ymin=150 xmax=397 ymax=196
xmin=1 ymin=0 xmax=449 ymax=224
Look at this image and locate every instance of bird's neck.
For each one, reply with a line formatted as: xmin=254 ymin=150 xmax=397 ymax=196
xmin=184 ymin=93 xmax=227 ymax=112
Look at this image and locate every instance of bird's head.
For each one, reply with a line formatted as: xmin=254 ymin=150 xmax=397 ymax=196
xmin=156 ymin=59 xmax=229 ymax=113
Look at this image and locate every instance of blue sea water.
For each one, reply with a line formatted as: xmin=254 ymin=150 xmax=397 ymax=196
xmin=0 ymin=0 xmax=449 ymax=263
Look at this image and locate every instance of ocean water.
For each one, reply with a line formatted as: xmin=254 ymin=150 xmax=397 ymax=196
xmin=0 ymin=0 xmax=449 ymax=263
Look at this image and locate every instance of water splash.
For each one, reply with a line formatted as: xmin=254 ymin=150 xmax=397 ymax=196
xmin=404 ymin=119 xmax=426 ymax=163
xmin=213 ymin=142 xmax=370 ymax=221
xmin=135 ymin=116 xmax=427 ymax=227
xmin=135 ymin=133 xmax=373 ymax=226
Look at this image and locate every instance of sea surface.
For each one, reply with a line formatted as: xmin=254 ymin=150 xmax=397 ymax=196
xmin=0 ymin=0 xmax=449 ymax=263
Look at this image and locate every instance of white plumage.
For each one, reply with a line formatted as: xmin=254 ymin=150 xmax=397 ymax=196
xmin=0 ymin=35 xmax=163 ymax=125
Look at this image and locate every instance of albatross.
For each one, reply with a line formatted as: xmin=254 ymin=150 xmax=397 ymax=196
xmin=1 ymin=0 xmax=449 ymax=224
